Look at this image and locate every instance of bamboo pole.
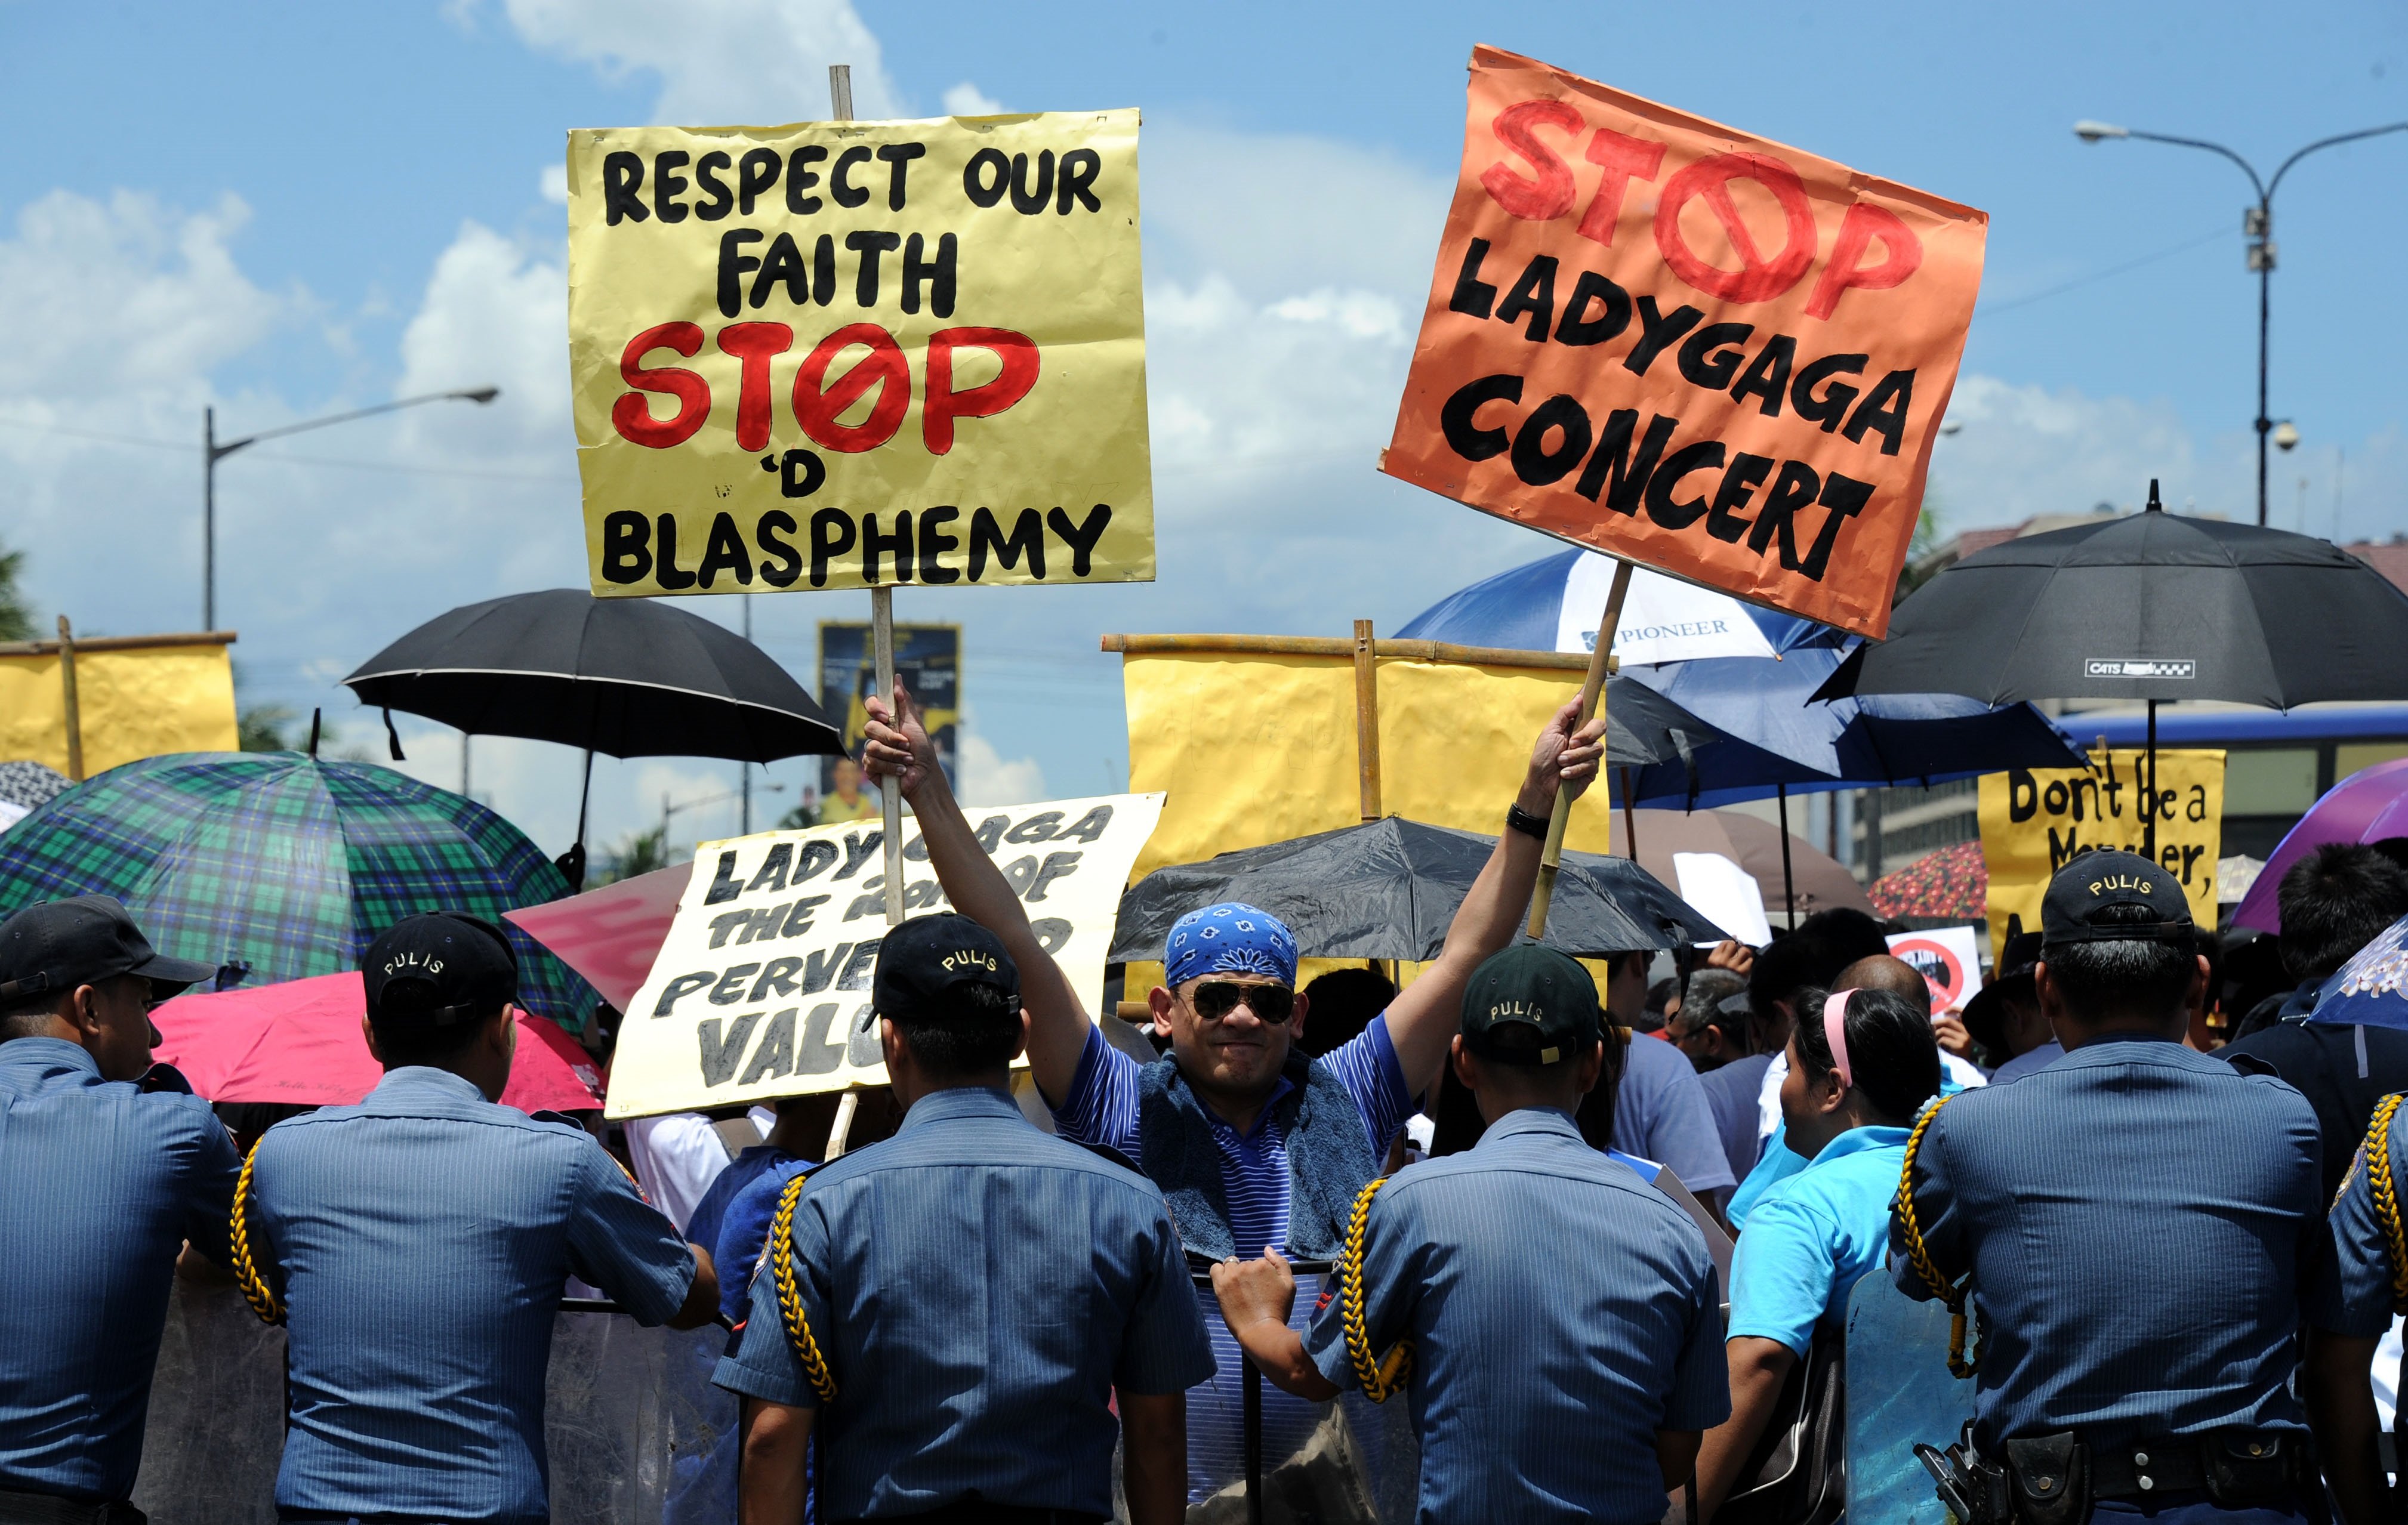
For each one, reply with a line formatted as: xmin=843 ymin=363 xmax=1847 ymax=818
xmin=1527 ymin=560 xmax=1633 ymax=939
xmin=1100 ymin=631 xmax=1590 ymax=671
xmin=0 ymin=629 xmax=238 ymax=657
xmin=1352 ymin=619 xmax=1382 ymax=822
xmin=56 ymin=616 xmax=84 ymax=782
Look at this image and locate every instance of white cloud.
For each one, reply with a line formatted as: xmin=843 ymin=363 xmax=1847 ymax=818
xmin=958 ymin=731 xmax=1048 ymax=805
xmin=538 ymin=163 xmax=568 ymax=205
xmin=1928 ymin=374 xmax=2216 ymax=529
xmin=492 ymin=0 xmax=904 ymax=123
xmin=942 ymin=81 xmax=1003 ymax=116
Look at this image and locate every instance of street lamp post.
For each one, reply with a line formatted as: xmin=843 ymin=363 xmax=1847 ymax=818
xmin=204 ymin=387 xmax=501 ymax=629
xmin=2074 ymin=119 xmax=2408 ymax=527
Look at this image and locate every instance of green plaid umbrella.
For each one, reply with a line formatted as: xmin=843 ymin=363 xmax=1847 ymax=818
xmin=0 ymin=752 xmax=596 ymax=1029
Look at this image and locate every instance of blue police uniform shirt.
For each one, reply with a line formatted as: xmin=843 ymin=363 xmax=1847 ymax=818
xmin=1988 ymin=1040 xmax=2065 ymax=1085
xmin=1302 ymin=1107 xmax=1728 ymax=1525
xmin=714 ymin=1085 xmax=1214 ymax=1522
xmin=1055 ymin=1017 xmax=1410 ymax=1501
xmin=1889 ymin=1034 xmax=2321 ymax=1451
xmin=1726 ymin=1125 xmax=1908 ymax=1355
xmin=251 ymin=1067 xmax=697 ymax=1525
xmin=1614 ymin=1033 xmax=1738 ymax=1195
xmin=2310 ymin=1093 xmax=2408 ymax=1338
xmin=0 ymin=1038 xmax=240 ymax=1502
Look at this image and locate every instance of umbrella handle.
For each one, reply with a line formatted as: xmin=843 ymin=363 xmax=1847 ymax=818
xmin=1530 ymin=560 xmax=1633 ymax=939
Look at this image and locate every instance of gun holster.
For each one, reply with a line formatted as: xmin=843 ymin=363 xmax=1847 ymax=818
xmin=1917 ymin=1422 xmax=2012 ymax=1525
xmin=2003 ymin=1432 xmax=2091 ymax=1525
xmin=2200 ymin=1430 xmax=2296 ymax=1509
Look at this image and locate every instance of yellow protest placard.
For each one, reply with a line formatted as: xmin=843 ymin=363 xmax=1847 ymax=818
xmin=567 ymin=112 xmax=1153 ymax=597
xmin=1978 ymin=748 xmax=2225 ymax=949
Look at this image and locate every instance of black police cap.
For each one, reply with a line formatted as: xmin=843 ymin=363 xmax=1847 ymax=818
xmin=0 ymin=894 xmax=214 ymax=1004
xmin=873 ymin=913 xmax=1020 ymax=1022
xmin=363 ymin=912 xmax=518 ymax=1027
xmin=1460 ymin=944 xmax=1603 ymax=1065
xmin=2041 ymin=851 xmax=2194 ymax=948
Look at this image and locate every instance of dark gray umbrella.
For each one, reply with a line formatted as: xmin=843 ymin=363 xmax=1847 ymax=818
xmin=344 ymin=589 xmax=841 ymax=887
xmin=1603 ymin=675 xmax=1727 ymax=771
xmin=1111 ymin=816 xmax=1725 ymax=964
xmin=1821 ymin=485 xmax=2408 ymax=710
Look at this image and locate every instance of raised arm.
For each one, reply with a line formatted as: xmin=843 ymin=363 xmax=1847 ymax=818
xmin=1380 ymin=697 xmax=1606 ymax=1095
xmin=862 ymin=678 xmax=1093 ymax=1104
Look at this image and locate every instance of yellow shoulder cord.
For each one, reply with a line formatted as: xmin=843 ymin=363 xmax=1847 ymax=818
xmin=1895 ymin=1093 xmax=1977 ymax=1378
xmin=229 ymin=1144 xmax=283 ymax=1326
xmin=1340 ymin=1177 xmax=1413 ymax=1403
xmin=2366 ymin=1094 xmax=2408 ymax=1314
xmin=770 ymin=1171 xmax=838 ymax=1403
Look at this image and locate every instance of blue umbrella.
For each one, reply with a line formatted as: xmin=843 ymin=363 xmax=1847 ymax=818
xmin=1401 ymin=550 xmax=2089 ymax=922
xmin=2305 ymin=915 xmax=2408 ymax=1031
xmin=1399 ymin=551 xmax=2087 ymax=809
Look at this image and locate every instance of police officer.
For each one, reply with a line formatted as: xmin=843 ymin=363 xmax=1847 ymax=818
xmin=1211 ymin=946 xmax=1729 ymax=1524
xmin=714 ymin=913 xmax=1213 ymax=1525
xmin=1894 ymin=852 xmax=2322 ymax=1524
xmin=236 ymin=913 xmax=718 ymax=1525
xmin=0 ymin=896 xmax=230 ymax=1523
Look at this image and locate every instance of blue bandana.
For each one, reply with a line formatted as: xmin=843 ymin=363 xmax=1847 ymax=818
xmin=1163 ymin=902 xmax=1297 ymax=988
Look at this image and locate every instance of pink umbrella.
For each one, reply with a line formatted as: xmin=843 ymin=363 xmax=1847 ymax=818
xmin=502 ymin=863 xmax=691 ymax=1014
xmin=152 ymin=971 xmax=606 ymax=1113
xmin=2233 ymin=756 xmax=2408 ymax=934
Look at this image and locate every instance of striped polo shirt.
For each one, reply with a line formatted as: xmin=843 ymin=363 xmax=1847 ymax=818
xmin=1053 ymin=1018 xmax=1411 ymax=1502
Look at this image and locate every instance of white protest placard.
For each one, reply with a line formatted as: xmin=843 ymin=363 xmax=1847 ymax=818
xmin=1673 ymin=851 xmax=1772 ymax=947
xmin=606 ymin=793 xmax=1163 ymax=1119
xmin=1886 ymin=925 xmax=1984 ymax=1015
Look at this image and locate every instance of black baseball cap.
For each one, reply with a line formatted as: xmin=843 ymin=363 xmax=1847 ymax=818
xmin=873 ymin=913 xmax=1020 ymax=1021
xmin=1460 ymin=945 xmax=1603 ymax=1065
xmin=2040 ymin=851 xmax=2194 ymax=947
xmin=0 ymin=894 xmax=214 ymax=1004
xmin=363 ymin=912 xmax=518 ymax=1027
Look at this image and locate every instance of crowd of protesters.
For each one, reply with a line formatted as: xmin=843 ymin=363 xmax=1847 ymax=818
xmin=13 ymin=692 xmax=2408 ymax=1525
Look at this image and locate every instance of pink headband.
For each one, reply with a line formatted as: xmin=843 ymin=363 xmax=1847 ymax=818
xmin=1821 ymin=989 xmax=1856 ymax=1092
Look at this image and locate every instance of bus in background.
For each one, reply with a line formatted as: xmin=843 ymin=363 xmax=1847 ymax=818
xmin=2063 ymin=703 xmax=2408 ymax=861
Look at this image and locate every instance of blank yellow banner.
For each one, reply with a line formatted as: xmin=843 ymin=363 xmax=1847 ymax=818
xmin=1123 ymin=650 xmax=1606 ymax=881
xmin=0 ymin=644 xmax=238 ymax=778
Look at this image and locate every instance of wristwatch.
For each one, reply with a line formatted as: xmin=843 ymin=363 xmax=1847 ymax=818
xmin=1505 ymin=803 xmax=1550 ymax=842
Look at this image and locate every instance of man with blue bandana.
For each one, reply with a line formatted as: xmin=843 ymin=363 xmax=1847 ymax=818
xmin=865 ymin=681 xmax=1607 ymax=1503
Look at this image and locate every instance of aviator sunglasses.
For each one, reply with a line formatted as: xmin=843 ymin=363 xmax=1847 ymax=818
xmin=1184 ymin=980 xmax=1296 ymax=1024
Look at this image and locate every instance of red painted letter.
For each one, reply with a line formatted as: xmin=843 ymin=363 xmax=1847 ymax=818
xmin=923 ymin=328 xmax=1040 ymax=455
xmin=1574 ymin=128 xmax=1666 ymax=248
xmin=612 ymin=322 xmax=710 ymax=449
xmin=716 ymin=322 xmax=794 ymax=452
xmin=1654 ymin=152 xmax=1817 ymax=305
xmin=1803 ymin=202 xmax=1923 ymax=320
xmin=792 ymin=323 xmax=910 ymax=453
xmin=1478 ymin=99 xmax=1587 ymax=221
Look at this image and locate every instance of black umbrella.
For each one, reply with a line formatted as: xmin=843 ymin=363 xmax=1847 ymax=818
xmin=345 ymin=589 xmax=842 ymax=887
xmin=1817 ymin=480 xmax=2408 ymax=854
xmin=1111 ymin=816 xmax=1726 ymax=964
xmin=1604 ymin=675 xmax=1728 ymax=771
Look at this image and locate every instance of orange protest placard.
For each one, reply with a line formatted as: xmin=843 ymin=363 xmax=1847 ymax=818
xmin=1383 ymin=47 xmax=1988 ymax=637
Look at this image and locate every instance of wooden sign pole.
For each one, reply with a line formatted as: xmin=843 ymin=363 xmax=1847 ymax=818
xmin=827 ymin=61 xmax=890 ymax=1163
xmin=1526 ymin=559 xmax=1632 ymax=938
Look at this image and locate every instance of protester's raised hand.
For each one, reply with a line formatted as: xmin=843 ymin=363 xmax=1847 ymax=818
xmin=1932 ymin=1012 xmax=1976 ymax=1060
xmin=862 ymin=678 xmax=941 ymax=800
xmin=1523 ymin=697 xmax=1611 ymax=810
xmin=1706 ymin=940 xmax=1756 ymax=978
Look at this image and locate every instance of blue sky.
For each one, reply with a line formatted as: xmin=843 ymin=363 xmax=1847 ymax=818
xmin=2 ymin=0 xmax=2404 ymax=859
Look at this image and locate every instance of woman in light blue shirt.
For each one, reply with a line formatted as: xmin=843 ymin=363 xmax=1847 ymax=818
xmin=1693 ymin=984 xmax=1942 ymax=1518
